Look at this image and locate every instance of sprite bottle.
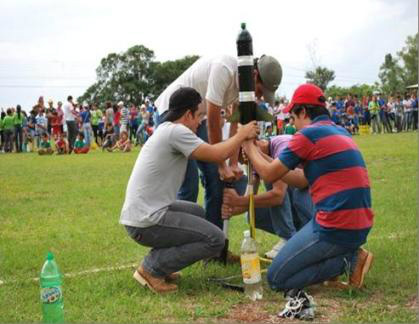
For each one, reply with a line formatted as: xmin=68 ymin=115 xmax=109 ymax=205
xmin=40 ymin=252 xmax=64 ymax=323
xmin=240 ymin=230 xmax=263 ymax=301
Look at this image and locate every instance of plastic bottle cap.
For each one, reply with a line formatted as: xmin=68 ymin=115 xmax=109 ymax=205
xmin=241 ymin=22 xmax=246 ymax=30
xmin=244 ymin=230 xmax=250 ymax=238
xmin=47 ymin=251 xmax=54 ymax=260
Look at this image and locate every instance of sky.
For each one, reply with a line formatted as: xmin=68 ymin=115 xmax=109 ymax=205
xmin=0 ymin=0 xmax=417 ymax=111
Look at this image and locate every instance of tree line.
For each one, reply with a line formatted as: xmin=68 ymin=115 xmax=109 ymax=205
xmin=79 ymin=33 xmax=417 ymax=105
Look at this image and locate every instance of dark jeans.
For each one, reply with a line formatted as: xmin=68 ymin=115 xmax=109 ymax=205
xmin=3 ymin=129 xmax=13 ymax=152
xmin=92 ymin=125 xmax=100 ymax=145
xmin=178 ymin=120 xmax=240 ymax=230
xmin=125 ymin=200 xmax=225 ymax=277
xmin=14 ymin=125 xmax=23 ymax=152
xmin=66 ymin=120 xmax=78 ymax=150
xmin=267 ymin=219 xmax=358 ymax=291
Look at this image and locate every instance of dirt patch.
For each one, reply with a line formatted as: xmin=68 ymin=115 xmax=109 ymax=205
xmin=221 ymin=294 xmax=343 ymax=323
xmin=406 ymin=295 xmax=418 ymax=310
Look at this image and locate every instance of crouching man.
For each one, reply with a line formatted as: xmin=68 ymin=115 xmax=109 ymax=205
xmin=120 ymin=87 xmax=259 ymax=294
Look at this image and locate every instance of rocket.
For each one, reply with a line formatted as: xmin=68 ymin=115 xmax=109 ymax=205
xmin=236 ymin=23 xmax=256 ymax=125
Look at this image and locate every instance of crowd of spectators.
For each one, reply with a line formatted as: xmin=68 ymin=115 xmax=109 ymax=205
xmin=268 ymin=92 xmax=418 ymax=137
xmin=1 ymin=91 xmax=417 ymax=154
xmin=0 ymin=95 xmax=160 ymax=154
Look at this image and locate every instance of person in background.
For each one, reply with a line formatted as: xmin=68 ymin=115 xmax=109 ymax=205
xmin=13 ymin=105 xmax=24 ymax=153
xmin=91 ymin=104 xmax=103 ymax=146
xmin=80 ymin=103 xmax=92 ymax=146
xmin=108 ymin=130 xmax=131 ymax=152
xmin=3 ymin=108 xmax=15 ymax=152
xmin=63 ymin=96 xmax=78 ymax=153
xmin=51 ymin=110 xmax=61 ymax=140
xmin=55 ymin=133 xmax=69 ymax=155
xmin=119 ymin=101 xmax=130 ymax=134
xmin=129 ymin=104 xmax=139 ymax=142
xmin=102 ymin=123 xmax=115 ymax=151
xmin=284 ymin=116 xmax=297 ymax=135
xmin=38 ymin=133 xmax=54 ymax=155
xmin=369 ymin=95 xmax=381 ymax=134
xmin=35 ymin=108 xmax=48 ymax=148
xmin=113 ymin=104 xmax=121 ymax=140
xmin=74 ymin=132 xmax=90 ymax=154
xmin=46 ymin=99 xmax=55 ymax=135
xmin=0 ymin=111 xmax=5 ymax=152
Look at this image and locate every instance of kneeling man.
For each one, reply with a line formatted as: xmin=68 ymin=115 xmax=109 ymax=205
xmin=120 ymin=87 xmax=259 ymax=293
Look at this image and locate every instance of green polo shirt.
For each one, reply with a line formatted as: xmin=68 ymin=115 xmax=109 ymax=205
xmin=2 ymin=115 xmax=15 ymax=130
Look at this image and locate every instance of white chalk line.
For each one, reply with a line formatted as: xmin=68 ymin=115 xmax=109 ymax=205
xmin=0 ymin=230 xmax=416 ymax=286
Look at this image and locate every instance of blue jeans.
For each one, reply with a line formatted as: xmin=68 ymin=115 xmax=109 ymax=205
xmin=267 ymin=219 xmax=358 ymax=291
xmin=251 ymin=184 xmax=314 ymax=240
xmin=177 ymin=121 xmax=246 ymax=229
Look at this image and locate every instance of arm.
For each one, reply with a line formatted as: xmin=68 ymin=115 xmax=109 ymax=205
xmin=190 ymin=121 xmax=259 ymax=164
xmin=243 ymin=140 xmax=289 ymax=184
xmin=227 ymin=178 xmax=287 ymax=208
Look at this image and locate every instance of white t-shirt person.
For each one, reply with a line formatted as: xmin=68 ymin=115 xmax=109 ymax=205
xmin=155 ymin=55 xmax=239 ymax=115
xmin=63 ymin=101 xmax=75 ymax=122
xmin=120 ymin=122 xmax=204 ymax=228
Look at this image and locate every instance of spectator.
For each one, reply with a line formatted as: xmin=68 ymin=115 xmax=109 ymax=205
xmin=80 ymin=104 xmax=92 ymax=146
xmin=35 ymin=109 xmax=48 ymax=147
xmin=91 ymin=104 xmax=103 ymax=146
xmin=129 ymin=104 xmax=139 ymax=142
xmin=38 ymin=133 xmax=54 ymax=155
xmin=284 ymin=116 xmax=297 ymax=135
xmin=113 ymin=104 xmax=121 ymax=139
xmin=119 ymin=101 xmax=130 ymax=133
xmin=108 ymin=130 xmax=131 ymax=152
xmin=55 ymin=133 xmax=69 ymax=155
xmin=102 ymin=123 xmax=115 ymax=151
xmin=3 ymin=108 xmax=15 ymax=152
xmin=369 ymin=95 xmax=381 ymax=134
xmin=74 ymin=132 xmax=89 ymax=154
xmin=14 ymin=105 xmax=24 ymax=152
xmin=63 ymin=96 xmax=78 ymax=153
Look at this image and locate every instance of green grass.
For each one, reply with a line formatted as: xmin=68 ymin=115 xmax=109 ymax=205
xmin=0 ymin=132 xmax=417 ymax=323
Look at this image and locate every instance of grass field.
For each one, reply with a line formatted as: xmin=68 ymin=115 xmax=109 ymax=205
xmin=0 ymin=132 xmax=417 ymax=323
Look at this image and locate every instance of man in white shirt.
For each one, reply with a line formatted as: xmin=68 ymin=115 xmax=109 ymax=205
xmin=63 ymin=95 xmax=78 ymax=152
xmin=155 ymin=55 xmax=282 ymax=261
xmin=121 ymin=87 xmax=259 ymax=293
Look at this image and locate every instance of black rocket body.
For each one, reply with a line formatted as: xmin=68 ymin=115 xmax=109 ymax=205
xmin=236 ymin=23 xmax=257 ymax=125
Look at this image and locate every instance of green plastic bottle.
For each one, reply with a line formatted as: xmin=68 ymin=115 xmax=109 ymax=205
xmin=40 ymin=252 xmax=64 ymax=323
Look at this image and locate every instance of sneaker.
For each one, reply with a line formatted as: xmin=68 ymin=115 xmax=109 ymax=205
xmin=350 ymin=248 xmax=374 ymax=288
xmin=133 ymin=266 xmax=178 ymax=293
xmin=265 ymin=239 xmax=287 ymax=259
xmin=278 ymin=289 xmax=315 ymax=320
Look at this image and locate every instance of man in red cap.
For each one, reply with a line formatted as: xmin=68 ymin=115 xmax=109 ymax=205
xmin=243 ymin=83 xmax=374 ymax=319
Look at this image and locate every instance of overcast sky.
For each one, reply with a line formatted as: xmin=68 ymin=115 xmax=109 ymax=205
xmin=0 ymin=0 xmax=417 ymax=111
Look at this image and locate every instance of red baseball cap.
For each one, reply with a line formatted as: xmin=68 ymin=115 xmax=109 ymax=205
xmin=283 ymin=83 xmax=326 ymax=113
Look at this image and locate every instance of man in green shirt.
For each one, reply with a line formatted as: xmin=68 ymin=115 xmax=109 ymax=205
xmin=38 ymin=133 xmax=53 ymax=155
xmin=3 ymin=109 xmax=15 ymax=152
xmin=13 ymin=105 xmax=24 ymax=152
xmin=284 ymin=116 xmax=297 ymax=135
xmin=90 ymin=104 xmax=103 ymax=146
xmin=368 ymin=95 xmax=381 ymax=134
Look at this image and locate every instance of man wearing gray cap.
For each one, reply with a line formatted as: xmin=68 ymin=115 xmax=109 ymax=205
xmin=155 ymin=54 xmax=282 ymax=262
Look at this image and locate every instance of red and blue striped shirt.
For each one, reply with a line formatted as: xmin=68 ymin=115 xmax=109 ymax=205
xmin=279 ymin=115 xmax=373 ymax=248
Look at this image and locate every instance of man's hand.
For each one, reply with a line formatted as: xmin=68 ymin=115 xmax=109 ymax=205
xmin=223 ymin=188 xmax=242 ymax=206
xmin=237 ymin=121 xmax=260 ymax=140
xmin=242 ymin=139 xmax=256 ymax=155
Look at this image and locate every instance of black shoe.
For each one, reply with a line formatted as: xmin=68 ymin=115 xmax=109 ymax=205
xmin=278 ymin=289 xmax=315 ymax=321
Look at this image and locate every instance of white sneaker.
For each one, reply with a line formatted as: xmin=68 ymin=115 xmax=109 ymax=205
xmin=265 ymin=239 xmax=287 ymax=259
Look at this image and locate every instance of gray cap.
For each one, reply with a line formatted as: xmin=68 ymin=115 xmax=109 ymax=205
xmin=257 ymin=55 xmax=282 ymax=106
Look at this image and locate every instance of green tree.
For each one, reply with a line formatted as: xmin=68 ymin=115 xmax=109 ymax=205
xmin=378 ymin=53 xmax=404 ymax=95
xmin=150 ymin=55 xmax=200 ymax=97
xmin=305 ymin=66 xmax=335 ymax=91
xmin=325 ymin=84 xmax=377 ymax=99
xmin=79 ymin=46 xmax=199 ymax=106
xmin=397 ymin=33 xmax=418 ymax=86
